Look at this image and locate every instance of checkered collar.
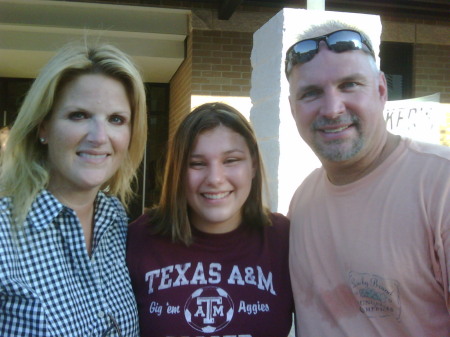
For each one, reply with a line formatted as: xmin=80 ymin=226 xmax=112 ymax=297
xmin=25 ymin=190 xmax=64 ymax=231
xmin=23 ymin=190 xmax=126 ymax=232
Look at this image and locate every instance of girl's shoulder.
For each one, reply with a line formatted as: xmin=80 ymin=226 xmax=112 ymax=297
xmin=266 ymin=212 xmax=290 ymax=237
xmin=128 ymin=212 xmax=152 ymax=233
xmin=269 ymin=212 xmax=290 ymax=227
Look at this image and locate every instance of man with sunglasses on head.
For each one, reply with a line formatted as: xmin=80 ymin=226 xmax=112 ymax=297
xmin=286 ymin=21 xmax=450 ymax=336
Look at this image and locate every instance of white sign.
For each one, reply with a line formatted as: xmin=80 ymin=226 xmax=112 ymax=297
xmin=383 ymin=93 xmax=446 ymax=144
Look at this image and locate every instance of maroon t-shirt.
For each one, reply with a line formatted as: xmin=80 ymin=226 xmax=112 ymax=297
xmin=126 ymin=213 xmax=293 ymax=337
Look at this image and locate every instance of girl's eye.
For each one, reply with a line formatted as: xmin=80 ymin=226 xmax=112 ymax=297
xmin=189 ymin=161 xmax=205 ymax=168
xmin=225 ymin=158 xmax=240 ymax=164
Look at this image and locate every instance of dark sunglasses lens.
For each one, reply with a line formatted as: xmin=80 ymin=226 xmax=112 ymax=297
xmin=327 ymin=31 xmax=363 ymax=52
xmin=291 ymin=39 xmax=317 ymax=63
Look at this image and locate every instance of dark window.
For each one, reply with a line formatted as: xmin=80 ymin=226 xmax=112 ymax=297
xmin=128 ymin=83 xmax=169 ymax=221
xmin=380 ymin=42 xmax=413 ymax=101
xmin=0 ymin=78 xmax=33 ymax=127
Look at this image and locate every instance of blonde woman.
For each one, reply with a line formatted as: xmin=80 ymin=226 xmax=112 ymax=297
xmin=0 ymin=43 xmax=147 ymax=336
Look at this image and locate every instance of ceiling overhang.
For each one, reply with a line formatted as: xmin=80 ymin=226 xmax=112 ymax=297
xmin=218 ymin=0 xmax=243 ymax=20
xmin=213 ymin=0 xmax=449 ymax=21
xmin=0 ymin=0 xmax=190 ymax=82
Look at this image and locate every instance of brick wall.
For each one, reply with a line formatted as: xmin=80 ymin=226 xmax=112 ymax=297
xmin=414 ymin=44 xmax=450 ymax=103
xmin=192 ymin=30 xmax=252 ymax=97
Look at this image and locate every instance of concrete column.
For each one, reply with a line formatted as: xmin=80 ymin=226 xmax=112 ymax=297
xmin=250 ymin=9 xmax=381 ymax=214
xmin=307 ymin=0 xmax=325 ymax=10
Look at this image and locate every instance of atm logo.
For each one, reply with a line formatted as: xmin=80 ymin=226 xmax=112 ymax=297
xmin=184 ymin=286 xmax=234 ymax=333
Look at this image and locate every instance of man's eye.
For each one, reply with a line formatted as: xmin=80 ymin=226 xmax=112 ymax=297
xmin=301 ymin=89 xmax=321 ymax=100
xmin=341 ymin=82 xmax=359 ymax=89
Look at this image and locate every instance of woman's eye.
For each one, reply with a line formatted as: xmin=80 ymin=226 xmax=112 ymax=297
xmin=68 ymin=111 xmax=87 ymax=120
xmin=110 ymin=115 xmax=127 ymax=125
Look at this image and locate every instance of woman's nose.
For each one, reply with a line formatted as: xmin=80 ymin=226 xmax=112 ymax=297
xmin=86 ymin=119 xmax=108 ymax=145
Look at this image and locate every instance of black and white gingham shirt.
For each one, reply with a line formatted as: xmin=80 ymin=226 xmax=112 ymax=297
xmin=0 ymin=190 xmax=139 ymax=336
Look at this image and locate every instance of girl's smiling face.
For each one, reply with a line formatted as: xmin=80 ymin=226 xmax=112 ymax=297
xmin=186 ymin=125 xmax=255 ymax=234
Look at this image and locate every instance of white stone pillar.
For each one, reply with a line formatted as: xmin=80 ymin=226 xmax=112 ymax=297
xmin=250 ymin=9 xmax=381 ymax=214
xmin=307 ymin=0 xmax=325 ymax=10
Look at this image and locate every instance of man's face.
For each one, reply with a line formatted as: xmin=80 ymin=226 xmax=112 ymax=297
xmin=288 ymin=44 xmax=388 ymax=165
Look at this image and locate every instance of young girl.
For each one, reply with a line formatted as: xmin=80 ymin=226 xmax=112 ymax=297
xmin=127 ymin=102 xmax=293 ymax=336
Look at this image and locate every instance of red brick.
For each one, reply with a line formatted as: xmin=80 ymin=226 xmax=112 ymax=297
xmin=212 ymin=37 xmax=232 ymax=44
xmin=214 ymin=64 xmax=232 ymax=71
xmin=212 ymin=51 xmax=233 ymax=58
xmin=194 ymin=64 xmax=212 ymax=71
xmin=221 ymin=58 xmax=241 ymax=65
xmin=201 ymin=71 xmax=221 ymax=78
xmin=201 ymin=85 xmax=221 ymax=91
xmin=202 ymin=57 xmax=222 ymax=64
xmin=232 ymin=65 xmax=251 ymax=72
xmin=231 ymin=78 xmax=250 ymax=85
xmin=222 ymin=71 xmax=242 ymax=78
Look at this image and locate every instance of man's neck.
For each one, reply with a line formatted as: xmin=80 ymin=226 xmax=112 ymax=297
xmin=324 ymin=133 xmax=401 ymax=185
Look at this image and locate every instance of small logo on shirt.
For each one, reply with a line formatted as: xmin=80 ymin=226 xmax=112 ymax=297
xmin=184 ymin=286 xmax=234 ymax=333
xmin=349 ymin=271 xmax=401 ymax=320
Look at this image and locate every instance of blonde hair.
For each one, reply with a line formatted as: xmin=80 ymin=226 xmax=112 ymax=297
xmin=0 ymin=42 xmax=147 ymax=226
xmin=296 ymin=20 xmax=372 ymax=43
xmin=0 ymin=126 xmax=9 ymax=152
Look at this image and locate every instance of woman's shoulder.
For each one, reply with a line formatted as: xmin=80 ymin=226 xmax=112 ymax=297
xmin=98 ymin=193 xmax=127 ymax=215
xmin=0 ymin=195 xmax=11 ymax=210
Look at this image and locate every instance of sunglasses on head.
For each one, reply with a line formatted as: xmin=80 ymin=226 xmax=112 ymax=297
xmin=285 ymin=29 xmax=375 ymax=76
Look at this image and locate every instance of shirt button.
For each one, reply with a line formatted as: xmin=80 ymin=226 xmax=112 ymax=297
xmin=98 ymin=310 xmax=105 ymax=318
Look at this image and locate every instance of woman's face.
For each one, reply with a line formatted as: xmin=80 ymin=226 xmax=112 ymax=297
xmin=186 ymin=125 xmax=255 ymax=234
xmin=39 ymin=73 xmax=131 ymax=199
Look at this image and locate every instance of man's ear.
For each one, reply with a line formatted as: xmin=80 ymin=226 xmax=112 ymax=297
xmin=378 ymin=71 xmax=388 ymax=103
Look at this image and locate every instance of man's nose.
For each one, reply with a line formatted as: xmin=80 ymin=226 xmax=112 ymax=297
xmin=319 ymin=90 xmax=345 ymax=118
